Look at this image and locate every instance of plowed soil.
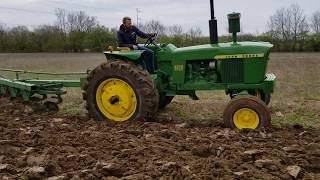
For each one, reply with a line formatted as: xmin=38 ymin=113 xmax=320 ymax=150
xmin=0 ymin=98 xmax=319 ymax=180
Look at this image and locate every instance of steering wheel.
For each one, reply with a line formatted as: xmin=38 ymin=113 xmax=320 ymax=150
xmin=144 ymin=34 xmax=158 ymax=47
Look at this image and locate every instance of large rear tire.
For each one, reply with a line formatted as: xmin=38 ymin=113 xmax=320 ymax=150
xmin=83 ymin=60 xmax=159 ymax=122
xmin=223 ymin=95 xmax=271 ymax=129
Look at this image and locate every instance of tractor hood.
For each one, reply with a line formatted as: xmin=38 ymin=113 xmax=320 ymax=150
xmin=104 ymin=41 xmax=273 ymax=61
xmin=170 ymin=41 xmax=273 ymax=60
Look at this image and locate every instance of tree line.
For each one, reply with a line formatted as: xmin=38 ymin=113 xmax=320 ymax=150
xmin=0 ymin=4 xmax=319 ymax=53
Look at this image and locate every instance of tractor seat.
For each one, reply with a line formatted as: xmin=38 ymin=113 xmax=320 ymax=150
xmin=117 ymin=47 xmax=131 ymax=52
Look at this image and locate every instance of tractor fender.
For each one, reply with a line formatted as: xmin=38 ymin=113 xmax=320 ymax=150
xmin=104 ymin=50 xmax=144 ymax=61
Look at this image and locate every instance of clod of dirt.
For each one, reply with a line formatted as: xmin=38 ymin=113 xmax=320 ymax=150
xmin=191 ymin=145 xmax=212 ymax=157
xmin=0 ymin=156 xmax=4 ymax=163
xmin=27 ymin=155 xmax=46 ymax=166
xmin=144 ymin=134 xmax=153 ymax=139
xmin=0 ymin=98 xmax=10 ymax=105
xmin=303 ymin=164 xmax=320 ymax=173
xmin=79 ymin=169 xmax=93 ymax=178
xmin=216 ymin=129 xmax=232 ymax=138
xmin=158 ymin=129 xmax=175 ymax=139
xmin=244 ymin=149 xmax=264 ymax=161
xmin=259 ymin=131 xmax=267 ymax=138
xmin=216 ymin=146 xmax=225 ymax=157
xmin=25 ymin=166 xmax=46 ymax=179
xmin=47 ymin=175 xmax=66 ymax=180
xmin=120 ymin=174 xmax=152 ymax=180
xmin=233 ymin=170 xmax=249 ymax=177
xmin=24 ymin=105 xmax=34 ymax=114
xmin=23 ymin=147 xmax=35 ymax=155
xmin=254 ymin=159 xmax=274 ymax=168
xmin=53 ymin=118 xmax=64 ymax=123
xmin=45 ymin=160 xmax=62 ymax=177
xmin=161 ymin=162 xmax=178 ymax=170
xmin=282 ymin=145 xmax=305 ymax=153
xmin=175 ymin=123 xmax=188 ymax=128
xmin=244 ymin=149 xmax=264 ymax=156
xmin=96 ymin=161 xmax=124 ymax=177
xmin=287 ymin=165 xmax=301 ymax=178
xmin=0 ymin=164 xmax=16 ymax=174
xmin=307 ymin=143 xmax=320 ymax=150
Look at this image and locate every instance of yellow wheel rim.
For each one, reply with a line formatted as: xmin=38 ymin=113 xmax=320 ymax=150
xmin=233 ymin=108 xmax=260 ymax=129
xmin=96 ymin=78 xmax=137 ymax=122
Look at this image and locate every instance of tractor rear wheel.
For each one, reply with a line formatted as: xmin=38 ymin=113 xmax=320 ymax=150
xmin=83 ymin=60 xmax=159 ymax=122
xmin=223 ymin=95 xmax=271 ymax=129
xmin=158 ymin=94 xmax=174 ymax=109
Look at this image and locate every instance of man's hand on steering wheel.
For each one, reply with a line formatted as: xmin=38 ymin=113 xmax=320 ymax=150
xmin=144 ymin=33 xmax=158 ymax=47
xmin=150 ymin=33 xmax=157 ymax=37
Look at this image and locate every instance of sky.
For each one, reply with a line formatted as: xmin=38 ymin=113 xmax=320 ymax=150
xmin=0 ymin=0 xmax=319 ymax=35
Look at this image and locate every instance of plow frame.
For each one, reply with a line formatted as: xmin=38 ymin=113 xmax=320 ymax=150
xmin=0 ymin=68 xmax=88 ymax=103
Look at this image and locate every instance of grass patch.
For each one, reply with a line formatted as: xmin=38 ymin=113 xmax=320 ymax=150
xmin=59 ymin=103 xmax=85 ymax=117
xmin=304 ymin=95 xmax=320 ymax=101
xmin=272 ymin=108 xmax=319 ymax=128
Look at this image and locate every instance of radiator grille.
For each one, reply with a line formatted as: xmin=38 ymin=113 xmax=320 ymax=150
xmin=220 ymin=59 xmax=244 ymax=83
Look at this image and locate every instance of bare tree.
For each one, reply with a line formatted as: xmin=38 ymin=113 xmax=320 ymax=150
xmin=140 ymin=20 xmax=166 ymax=36
xmin=167 ymin=25 xmax=183 ymax=37
xmin=185 ymin=27 xmax=202 ymax=45
xmin=268 ymin=8 xmax=291 ymax=40
xmin=67 ymin=11 xmax=98 ymax=33
xmin=55 ymin=8 xmax=67 ymax=34
xmin=55 ymin=8 xmax=98 ymax=33
xmin=290 ymin=4 xmax=308 ymax=42
xmin=311 ymin=11 xmax=320 ymax=34
xmin=268 ymin=4 xmax=309 ymax=50
xmin=188 ymin=27 xmax=202 ymax=39
xmin=0 ymin=24 xmax=5 ymax=34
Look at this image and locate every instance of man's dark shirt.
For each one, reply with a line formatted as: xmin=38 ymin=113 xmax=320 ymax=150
xmin=117 ymin=24 xmax=150 ymax=49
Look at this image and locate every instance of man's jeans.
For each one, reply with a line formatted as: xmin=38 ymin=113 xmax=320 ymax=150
xmin=138 ymin=46 xmax=155 ymax=73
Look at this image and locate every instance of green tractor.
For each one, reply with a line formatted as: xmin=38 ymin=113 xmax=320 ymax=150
xmin=83 ymin=0 xmax=276 ymax=129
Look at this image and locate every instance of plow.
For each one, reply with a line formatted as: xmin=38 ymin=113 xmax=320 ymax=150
xmin=0 ymin=68 xmax=88 ymax=111
xmin=0 ymin=0 xmax=276 ymax=129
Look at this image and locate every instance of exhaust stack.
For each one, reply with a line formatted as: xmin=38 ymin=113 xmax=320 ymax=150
xmin=209 ymin=0 xmax=218 ymax=44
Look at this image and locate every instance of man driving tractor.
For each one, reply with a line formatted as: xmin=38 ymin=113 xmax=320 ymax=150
xmin=117 ymin=16 xmax=157 ymax=73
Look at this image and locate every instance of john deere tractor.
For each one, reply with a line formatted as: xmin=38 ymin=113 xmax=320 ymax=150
xmin=83 ymin=0 xmax=276 ymax=129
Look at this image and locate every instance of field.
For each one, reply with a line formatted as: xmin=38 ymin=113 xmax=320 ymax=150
xmin=0 ymin=53 xmax=320 ymax=179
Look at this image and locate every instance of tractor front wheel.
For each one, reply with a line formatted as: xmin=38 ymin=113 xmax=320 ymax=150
xmin=83 ymin=60 xmax=159 ymax=122
xmin=223 ymin=95 xmax=271 ymax=129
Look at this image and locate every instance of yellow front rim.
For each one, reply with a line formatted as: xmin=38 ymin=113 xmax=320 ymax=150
xmin=96 ymin=78 xmax=137 ymax=122
xmin=233 ymin=108 xmax=260 ymax=129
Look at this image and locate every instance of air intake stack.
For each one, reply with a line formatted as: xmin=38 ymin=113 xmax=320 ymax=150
xmin=228 ymin=12 xmax=241 ymax=43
